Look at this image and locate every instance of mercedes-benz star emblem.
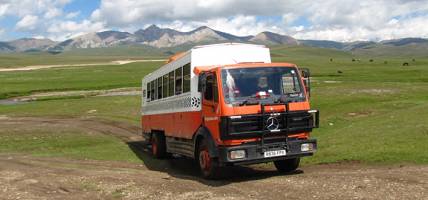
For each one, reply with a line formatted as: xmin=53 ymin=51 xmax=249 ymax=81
xmin=266 ymin=116 xmax=279 ymax=131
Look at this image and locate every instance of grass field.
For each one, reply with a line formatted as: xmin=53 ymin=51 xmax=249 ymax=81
xmin=0 ymin=45 xmax=166 ymax=68
xmin=0 ymin=127 xmax=141 ymax=162
xmin=0 ymin=61 xmax=162 ymax=99
xmin=1 ymin=46 xmax=427 ymax=165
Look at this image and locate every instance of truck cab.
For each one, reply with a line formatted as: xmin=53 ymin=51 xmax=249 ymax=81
xmin=195 ymin=63 xmax=318 ymax=177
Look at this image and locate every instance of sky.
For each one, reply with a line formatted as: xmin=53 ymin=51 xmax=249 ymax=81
xmin=1 ymin=0 xmax=428 ymax=42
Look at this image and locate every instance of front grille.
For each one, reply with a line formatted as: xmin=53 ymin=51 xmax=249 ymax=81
xmin=229 ymin=115 xmax=261 ymax=133
xmin=220 ymin=109 xmax=319 ymax=140
xmin=287 ymin=112 xmax=314 ymax=130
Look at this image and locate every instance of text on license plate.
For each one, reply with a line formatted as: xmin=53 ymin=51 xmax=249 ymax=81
xmin=264 ymin=150 xmax=286 ymax=158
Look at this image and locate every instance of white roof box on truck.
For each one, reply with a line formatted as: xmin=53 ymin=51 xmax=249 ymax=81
xmin=191 ymin=43 xmax=271 ymax=67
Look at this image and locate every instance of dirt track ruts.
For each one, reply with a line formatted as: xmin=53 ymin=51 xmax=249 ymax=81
xmin=0 ymin=59 xmax=166 ymax=72
xmin=0 ymin=117 xmax=427 ymax=200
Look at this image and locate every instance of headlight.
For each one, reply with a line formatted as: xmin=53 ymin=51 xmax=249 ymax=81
xmin=301 ymin=143 xmax=314 ymax=152
xmin=229 ymin=150 xmax=246 ymax=160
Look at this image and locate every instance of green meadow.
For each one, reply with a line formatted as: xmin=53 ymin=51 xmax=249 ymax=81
xmin=1 ymin=45 xmax=427 ymax=165
xmin=0 ymin=45 xmax=165 ymax=68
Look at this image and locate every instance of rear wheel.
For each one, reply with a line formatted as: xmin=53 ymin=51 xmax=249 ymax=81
xmin=197 ymin=138 xmax=221 ymax=179
xmin=274 ymin=158 xmax=300 ymax=173
xmin=151 ymin=132 xmax=168 ymax=158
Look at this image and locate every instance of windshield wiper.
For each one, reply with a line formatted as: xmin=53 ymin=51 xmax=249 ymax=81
xmin=239 ymin=96 xmax=260 ymax=106
xmin=277 ymin=92 xmax=304 ymax=103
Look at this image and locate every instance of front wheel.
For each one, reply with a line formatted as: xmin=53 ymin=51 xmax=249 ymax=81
xmin=274 ymin=158 xmax=300 ymax=173
xmin=151 ymin=132 xmax=168 ymax=158
xmin=197 ymin=138 xmax=221 ymax=179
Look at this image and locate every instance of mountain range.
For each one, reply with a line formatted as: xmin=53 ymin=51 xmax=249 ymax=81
xmin=1 ymin=25 xmax=427 ymax=55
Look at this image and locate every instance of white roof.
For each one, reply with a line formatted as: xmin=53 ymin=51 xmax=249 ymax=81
xmin=190 ymin=43 xmax=271 ymax=67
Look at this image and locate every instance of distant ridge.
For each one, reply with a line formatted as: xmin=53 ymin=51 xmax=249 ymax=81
xmin=1 ymin=24 xmax=427 ymax=55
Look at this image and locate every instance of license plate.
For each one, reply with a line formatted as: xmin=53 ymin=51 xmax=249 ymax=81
xmin=264 ymin=150 xmax=286 ymax=158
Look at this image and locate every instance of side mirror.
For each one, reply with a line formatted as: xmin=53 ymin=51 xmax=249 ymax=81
xmin=300 ymin=68 xmax=311 ymax=98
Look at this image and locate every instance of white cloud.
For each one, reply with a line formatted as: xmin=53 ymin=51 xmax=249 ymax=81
xmin=88 ymin=0 xmax=428 ymax=41
xmin=2 ymin=0 xmax=428 ymax=41
xmin=47 ymin=20 xmax=105 ymax=40
xmin=0 ymin=4 xmax=9 ymax=17
xmin=15 ymin=15 xmax=39 ymax=31
xmin=33 ymin=35 xmax=46 ymax=39
xmin=44 ymin=8 xmax=62 ymax=19
xmin=65 ymin=11 xmax=80 ymax=19
xmin=1 ymin=0 xmax=101 ymax=41
xmin=91 ymin=0 xmax=293 ymax=27
xmin=0 ymin=0 xmax=70 ymax=17
xmin=150 ymin=15 xmax=285 ymax=37
xmin=291 ymin=14 xmax=428 ymax=42
xmin=48 ymin=20 xmax=104 ymax=33
xmin=200 ymin=16 xmax=284 ymax=36
xmin=282 ymin=13 xmax=298 ymax=25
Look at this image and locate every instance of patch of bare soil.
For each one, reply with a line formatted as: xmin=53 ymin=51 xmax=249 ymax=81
xmin=350 ymin=89 xmax=398 ymax=95
xmin=0 ymin=117 xmax=141 ymax=142
xmin=347 ymin=111 xmax=374 ymax=118
xmin=0 ymin=117 xmax=427 ymax=200
xmin=3 ymin=87 xmax=140 ymax=104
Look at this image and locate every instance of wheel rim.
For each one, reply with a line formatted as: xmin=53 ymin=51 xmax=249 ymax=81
xmin=151 ymin=138 xmax=158 ymax=155
xmin=199 ymin=149 xmax=211 ymax=172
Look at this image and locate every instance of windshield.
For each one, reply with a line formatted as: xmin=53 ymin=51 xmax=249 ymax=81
xmin=221 ymin=67 xmax=305 ymax=105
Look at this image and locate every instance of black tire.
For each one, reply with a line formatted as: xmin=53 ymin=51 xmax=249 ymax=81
xmin=196 ymin=138 xmax=221 ymax=179
xmin=151 ymin=132 xmax=168 ymax=158
xmin=274 ymin=158 xmax=300 ymax=173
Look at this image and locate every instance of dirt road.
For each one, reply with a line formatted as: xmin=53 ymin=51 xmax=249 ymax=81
xmin=0 ymin=117 xmax=427 ymax=200
xmin=0 ymin=59 xmax=166 ymax=72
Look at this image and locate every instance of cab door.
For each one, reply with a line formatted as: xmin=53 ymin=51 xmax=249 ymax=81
xmin=201 ymin=72 xmax=221 ymax=139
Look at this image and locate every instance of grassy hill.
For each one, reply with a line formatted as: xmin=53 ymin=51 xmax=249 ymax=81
xmin=352 ymin=43 xmax=428 ymax=58
xmin=1 ymin=43 xmax=426 ymax=68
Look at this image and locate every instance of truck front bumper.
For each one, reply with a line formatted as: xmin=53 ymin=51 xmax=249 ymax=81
xmin=217 ymin=138 xmax=317 ymax=166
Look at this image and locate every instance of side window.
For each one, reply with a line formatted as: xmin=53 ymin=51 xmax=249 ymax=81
xmin=175 ymin=67 xmax=183 ymax=95
xmin=198 ymin=73 xmax=205 ymax=92
xmin=213 ymin=74 xmax=218 ymax=102
xmin=157 ymin=77 xmax=162 ymax=99
xmin=168 ymin=71 xmax=174 ymax=96
xmin=204 ymin=75 xmax=213 ymax=100
xmin=163 ymin=74 xmax=168 ymax=98
xmin=183 ymin=63 xmax=191 ymax=93
xmin=204 ymin=73 xmax=218 ymax=102
xmin=153 ymin=80 xmax=157 ymax=100
xmin=150 ymin=80 xmax=155 ymax=101
xmin=147 ymin=82 xmax=151 ymax=102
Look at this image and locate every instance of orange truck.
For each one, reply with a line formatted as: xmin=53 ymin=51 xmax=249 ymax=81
xmin=141 ymin=43 xmax=319 ymax=178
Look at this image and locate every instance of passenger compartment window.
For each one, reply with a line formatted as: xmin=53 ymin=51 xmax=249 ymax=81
xmin=147 ymin=82 xmax=151 ymax=102
xmin=150 ymin=80 xmax=155 ymax=101
xmin=157 ymin=77 xmax=162 ymax=99
xmin=163 ymin=74 xmax=169 ymax=98
xmin=183 ymin=63 xmax=191 ymax=93
xmin=175 ymin=67 xmax=183 ymax=95
xmin=168 ymin=71 xmax=174 ymax=96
